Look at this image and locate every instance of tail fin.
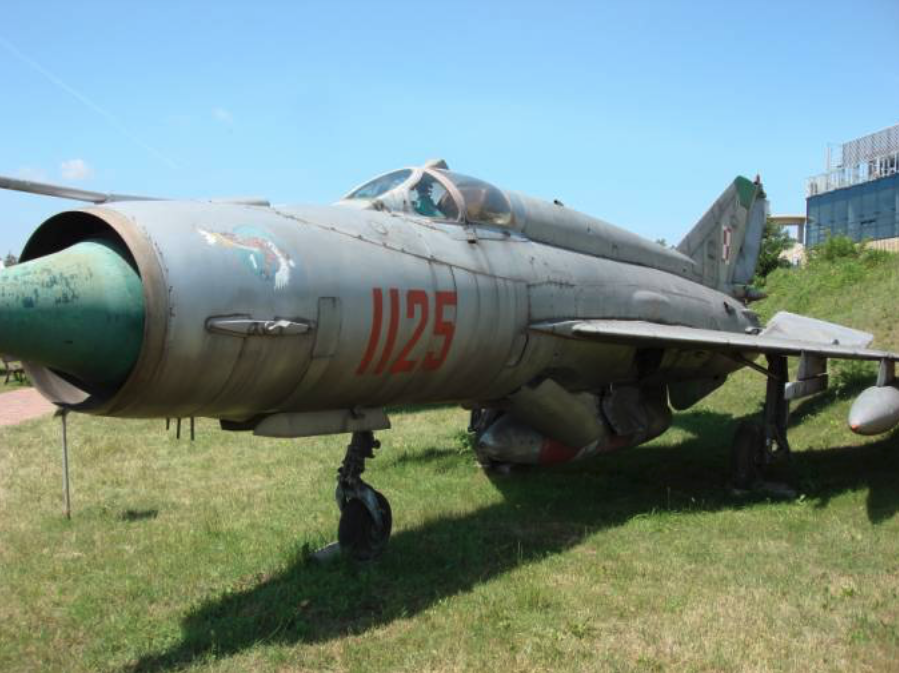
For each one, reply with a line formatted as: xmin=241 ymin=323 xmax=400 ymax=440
xmin=676 ymin=176 xmax=768 ymax=298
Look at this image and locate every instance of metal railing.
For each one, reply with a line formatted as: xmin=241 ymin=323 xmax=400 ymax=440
xmin=807 ymin=149 xmax=899 ymax=197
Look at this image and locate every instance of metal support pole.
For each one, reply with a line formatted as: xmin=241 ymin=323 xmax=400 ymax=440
xmin=877 ymin=359 xmax=895 ymax=387
xmin=59 ymin=409 xmax=71 ymax=519
xmin=190 ymin=416 xmax=195 ymax=441
xmin=176 ymin=417 xmax=182 ymax=439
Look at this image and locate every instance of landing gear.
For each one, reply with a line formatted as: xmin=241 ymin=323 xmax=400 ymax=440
xmin=730 ymin=355 xmax=796 ymax=497
xmin=763 ymin=355 xmax=791 ymax=458
xmin=335 ymin=431 xmax=392 ymax=561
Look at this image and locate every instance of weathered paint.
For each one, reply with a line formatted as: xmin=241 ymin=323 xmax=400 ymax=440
xmin=3 ymin=165 xmax=896 ymax=465
xmin=734 ymin=175 xmax=758 ymax=209
xmin=3 ymin=170 xmax=767 ymax=424
xmin=0 ymin=240 xmax=144 ymax=387
xmin=476 ymin=387 xmax=671 ymax=466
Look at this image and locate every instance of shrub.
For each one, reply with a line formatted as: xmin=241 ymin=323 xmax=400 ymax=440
xmin=809 ymin=235 xmax=858 ymax=263
xmin=808 ymin=235 xmax=891 ymax=266
xmin=859 ymin=244 xmax=891 ymax=267
xmin=753 ymin=220 xmax=793 ymax=285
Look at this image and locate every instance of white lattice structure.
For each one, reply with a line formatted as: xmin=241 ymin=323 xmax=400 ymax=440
xmin=807 ymin=123 xmax=899 ymax=196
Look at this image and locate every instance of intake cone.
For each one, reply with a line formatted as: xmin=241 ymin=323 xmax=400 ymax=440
xmin=0 ymin=240 xmax=144 ymax=388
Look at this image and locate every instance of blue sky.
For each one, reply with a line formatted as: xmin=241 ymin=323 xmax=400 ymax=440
xmin=1 ymin=0 xmax=897 ymax=255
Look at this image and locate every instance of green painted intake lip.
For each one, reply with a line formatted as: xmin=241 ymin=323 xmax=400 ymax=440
xmin=0 ymin=239 xmax=145 ymax=388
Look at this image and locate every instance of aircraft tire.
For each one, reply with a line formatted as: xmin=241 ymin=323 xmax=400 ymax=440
xmin=338 ymin=490 xmax=392 ymax=561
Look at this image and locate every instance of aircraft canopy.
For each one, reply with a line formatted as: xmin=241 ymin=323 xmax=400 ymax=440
xmin=343 ymin=167 xmax=513 ymax=227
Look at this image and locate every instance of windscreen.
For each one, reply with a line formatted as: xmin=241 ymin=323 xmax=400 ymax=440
xmin=346 ymin=169 xmax=412 ymax=200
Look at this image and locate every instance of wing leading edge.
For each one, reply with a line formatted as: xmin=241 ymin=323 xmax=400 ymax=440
xmin=530 ymin=312 xmax=899 ymax=363
xmin=531 ymin=312 xmax=899 ymax=437
xmin=0 ymin=174 xmax=269 ymax=206
xmin=0 ymin=174 xmax=160 ymax=204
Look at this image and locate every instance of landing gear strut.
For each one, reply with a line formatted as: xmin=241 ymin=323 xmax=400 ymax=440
xmin=763 ymin=355 xmax=791 ymax=458
xmin=730 ymin=354 xmax=794 ymax=495
xmin=335 ymin=431 xmax=392 ymax=561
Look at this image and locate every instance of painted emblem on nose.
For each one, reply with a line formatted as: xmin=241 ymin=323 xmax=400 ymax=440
xmin=197 ymin=225 xmax=296 ymax=289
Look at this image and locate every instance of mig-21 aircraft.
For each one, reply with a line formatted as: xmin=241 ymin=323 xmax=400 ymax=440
xmin=1 ymin=159 xmax=898 ymax=560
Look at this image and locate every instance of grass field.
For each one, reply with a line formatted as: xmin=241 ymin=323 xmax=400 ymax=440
xmin=1 ymin=250 xmax=898 ymax=672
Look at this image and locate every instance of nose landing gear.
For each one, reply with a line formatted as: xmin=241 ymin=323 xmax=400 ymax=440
xmin=335 ymin=431 xmax=392 ymax=561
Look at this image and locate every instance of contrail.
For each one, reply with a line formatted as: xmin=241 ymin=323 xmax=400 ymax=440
xmin=0 ymin=36 xmax=180 ymax=170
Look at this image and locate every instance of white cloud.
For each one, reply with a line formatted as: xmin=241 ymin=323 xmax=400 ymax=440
xmin=212 ymin=107 xmax=234 ymax=125
xmin=15 ymin=166 xmax=48 ymax=182
xmin=59 ymin=158 xmax=93 ymax=181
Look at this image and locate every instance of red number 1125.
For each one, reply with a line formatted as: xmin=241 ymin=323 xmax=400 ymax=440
xmin=356 ymin=288 xmax=457 ymax=376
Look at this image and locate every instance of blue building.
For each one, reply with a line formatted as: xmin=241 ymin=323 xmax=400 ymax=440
xmin=806 ymin=124 xmax=899 ymax=248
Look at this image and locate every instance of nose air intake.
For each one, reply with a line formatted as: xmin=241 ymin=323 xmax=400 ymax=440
xmin=0 ymin=240 xmax=145 ymax=388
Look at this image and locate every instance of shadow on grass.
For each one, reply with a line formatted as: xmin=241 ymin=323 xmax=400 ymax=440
xmin=790 ymin=377 xmax=871 ymax=424
xmin=127 ymin=409 xmax=899 ymax=672
xmin=389 ymin=445 xmax=469 ymax=468
xmin=386 ymin=403 xmax=458 ymax=416
xmin=119 ymin=509 xmax=159 ymax=523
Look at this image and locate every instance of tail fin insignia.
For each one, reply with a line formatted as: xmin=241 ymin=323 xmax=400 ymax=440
xmin=677 ymin=176 xmax=768 ymax=297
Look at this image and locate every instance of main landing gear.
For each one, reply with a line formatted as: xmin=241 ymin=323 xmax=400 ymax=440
xmin=335 ymin=431 xmax=393 ymax=561
xmin=730 ymin=354 xmax=795 ymax=496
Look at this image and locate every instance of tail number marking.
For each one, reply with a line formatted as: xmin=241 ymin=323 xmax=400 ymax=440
xmin=356 ymin=288 xmax=457 ymax=375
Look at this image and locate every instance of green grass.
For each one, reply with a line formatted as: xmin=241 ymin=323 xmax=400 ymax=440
xmin=1 ymin=254 xmax=899 ymax=672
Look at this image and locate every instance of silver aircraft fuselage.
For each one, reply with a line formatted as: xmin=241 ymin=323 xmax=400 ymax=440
xmin=20 ymin=194 xmax=751 ymax=421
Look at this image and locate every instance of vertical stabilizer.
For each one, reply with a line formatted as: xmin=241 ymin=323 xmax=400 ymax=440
xmin=676 ymin=176 xmax=768 ymax=297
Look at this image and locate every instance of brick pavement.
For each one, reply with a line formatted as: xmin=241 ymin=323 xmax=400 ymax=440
xmin=0 ymin=388 xmax=56 ymax=427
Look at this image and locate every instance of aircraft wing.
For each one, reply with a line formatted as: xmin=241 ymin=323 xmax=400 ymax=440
xmin=0 ymin=174 xmax=269 ymax=206
xmin=0 ymin=174 xmax=161 ymax=204
xmin=530 ymin=311 xmax=899 ymax=362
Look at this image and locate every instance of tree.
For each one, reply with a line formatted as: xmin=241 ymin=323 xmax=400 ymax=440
xmin=3 ymin=253 xmax=17 ymax=267
xmin=754 ymin=219 xmax=792 ymax=283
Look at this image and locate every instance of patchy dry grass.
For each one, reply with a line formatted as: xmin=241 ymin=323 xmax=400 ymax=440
xmin=1 ymin=254 xmax=898 ymax=672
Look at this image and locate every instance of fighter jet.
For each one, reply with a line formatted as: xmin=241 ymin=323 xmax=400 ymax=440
xmin=1 ymin=161 xmax=898 ymax=560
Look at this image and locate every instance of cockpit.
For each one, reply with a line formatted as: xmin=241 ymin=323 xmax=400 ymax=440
xmin=340 ymin=162 xmax=514 ymax=227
